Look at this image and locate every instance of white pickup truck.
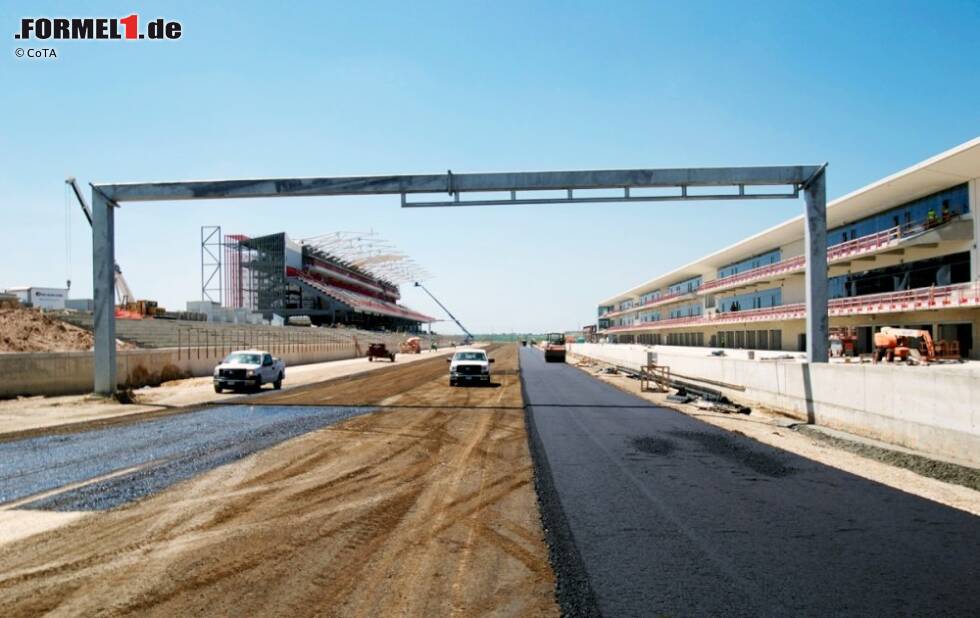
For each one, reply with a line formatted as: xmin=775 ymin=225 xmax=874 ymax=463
xmin=213 ymin=350 xmax=285 ymax=393
xmin=448 ymin=348 xmax=495 ymax=386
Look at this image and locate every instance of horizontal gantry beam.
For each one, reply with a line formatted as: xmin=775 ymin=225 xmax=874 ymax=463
xmin=96 ymin=165 xmax=823 ymax=204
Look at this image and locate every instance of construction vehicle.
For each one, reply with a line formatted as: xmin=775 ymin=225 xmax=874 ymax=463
xmin=400 ymin=336 xmax=422 ymax=354
xmin=829 ymin=327 xmax=857 ymax=358
xmin=544 ymin=332 xmax=566 ymax=363
xmin=873 ymin=327 xmax=937 ymax=364
xmin=414 ymin=282 xmax=473 ymax=344
xmin=366 ymin=342 xmax=396 ymax=362
xmin=67 ymin=178 xmax=161 ymax=318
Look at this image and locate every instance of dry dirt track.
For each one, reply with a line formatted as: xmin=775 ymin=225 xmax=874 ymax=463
xmin=0 ymin=345 xmax=558 ymax=617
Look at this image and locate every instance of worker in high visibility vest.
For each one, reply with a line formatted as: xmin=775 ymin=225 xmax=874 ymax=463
xmin=926 ymin=208 xmax=937 ymax=228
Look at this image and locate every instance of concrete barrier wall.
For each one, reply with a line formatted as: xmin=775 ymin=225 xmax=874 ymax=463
xmin=569 ymin=343 xmax=980 ymax=466
xmin=0 ymin=344 xmax=359 ymax=398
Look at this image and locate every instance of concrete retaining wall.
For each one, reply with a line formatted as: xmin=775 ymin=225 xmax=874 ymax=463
xmin=569 ymin=343 xmax=980 ymax=467
xmin=0 ymin=343 xmax=358 ymax=398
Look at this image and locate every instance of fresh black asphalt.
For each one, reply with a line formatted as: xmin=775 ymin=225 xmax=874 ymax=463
xmin=519 ymin=347 xmax=980 ymax=617
xmin=0 ymin=405 xmax=371 ymax=511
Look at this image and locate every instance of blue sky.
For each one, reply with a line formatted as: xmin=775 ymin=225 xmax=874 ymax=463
xmin=2 ymin=1 xmax=978 ymax=334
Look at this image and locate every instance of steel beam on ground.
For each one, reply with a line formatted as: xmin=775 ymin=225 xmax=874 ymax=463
xmin=89 ymin=164 xmax=827 ymax=394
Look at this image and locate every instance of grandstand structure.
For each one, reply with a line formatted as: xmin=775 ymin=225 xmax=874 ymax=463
xmin=223 ymin=231 xmax=433 ymax=332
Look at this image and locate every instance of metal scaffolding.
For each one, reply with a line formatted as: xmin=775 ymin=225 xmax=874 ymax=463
xmin=88 ymin=165 xmax=827 ymax=394
xmin=200 ymin=225 xmax=223 ymax=304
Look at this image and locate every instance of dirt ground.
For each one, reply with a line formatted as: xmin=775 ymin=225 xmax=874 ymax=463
xmin=0 ymin=308 xmax=96 ymax=352
xmin=0 ymin=344 xmax=558 ymax=617
xmin=569 ymin=354 xmax=980 ymax=517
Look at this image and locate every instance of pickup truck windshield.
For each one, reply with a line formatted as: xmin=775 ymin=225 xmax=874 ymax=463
xmin=223 ymin=353 xmax=262 ymax=365
xmin=454 ymin=352 xmax=486 ymax=361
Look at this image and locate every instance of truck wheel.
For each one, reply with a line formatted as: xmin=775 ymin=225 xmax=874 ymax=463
xmin=274 ymin=374 xmax=283 ymax=390
xmin=214 ymin=385 xmax=223 ymax=394
xmin=368 ymin=357 xmax=374 ymax=362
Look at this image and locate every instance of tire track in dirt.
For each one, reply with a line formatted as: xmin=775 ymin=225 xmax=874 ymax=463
xmin=0 ymin=344 xmax=558 ymax=617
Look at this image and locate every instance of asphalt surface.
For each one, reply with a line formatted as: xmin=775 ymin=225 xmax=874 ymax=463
xmin=0 ymin=404 xmax=371 ymax=511
xmin=519 ymin=347 xmax=980 ymax=617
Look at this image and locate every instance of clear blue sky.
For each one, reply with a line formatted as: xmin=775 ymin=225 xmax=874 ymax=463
xmin=2 ymin=1 xmax=978 ymax=334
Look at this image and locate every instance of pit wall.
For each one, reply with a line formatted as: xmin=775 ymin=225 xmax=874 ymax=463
xmin=0 ymin=343 xmax=361 ymax=398
xmin=569 ymin=343 xmax=980 ymax=467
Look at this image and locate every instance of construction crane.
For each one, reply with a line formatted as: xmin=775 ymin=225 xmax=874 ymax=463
xmin=66 ymin=177 xmax=135 ymax=305
xmin=414 ymin=282 xmax=473 ymax=344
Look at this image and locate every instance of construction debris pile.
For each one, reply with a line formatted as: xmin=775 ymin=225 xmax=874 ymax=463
xmin=0 ymin=308 xmax=94 ymax=352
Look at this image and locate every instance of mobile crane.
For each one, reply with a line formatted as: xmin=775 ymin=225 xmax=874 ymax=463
xmin=66 ymin=177 xmax=137 ymax=307
xmin=414 ymin=282 xmax=473 ymax=345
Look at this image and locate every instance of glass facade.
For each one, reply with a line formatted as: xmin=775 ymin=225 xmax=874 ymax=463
xmin=668 ymin=303 xmax=702 ymax=319
xmin=667 ymin=276 xmax=702 ymax=296
xmin=639 ymin=310 xmax=661 ymax=322
xmin=639 ymin=290 xmax=662 ymax=304
xmin=829 ymin=183 xmax=968 ymax=244
xmin=828 ymin=252 xmax=970 ymax=299
xmin=717 ymin=249 xmax=781 ymax=279
xmin=716 ymin=287 xmax=781 ymax=312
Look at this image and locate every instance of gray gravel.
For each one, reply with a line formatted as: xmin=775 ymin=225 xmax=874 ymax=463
xmin=520 ymin=347 xmax=980 ymax=617
xmin=0 ymin=405 xmax=372 ymax=511
xmin=796 ymin=424 xmax=980 ymax=492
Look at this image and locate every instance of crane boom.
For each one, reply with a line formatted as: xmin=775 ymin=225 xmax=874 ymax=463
xmin=66 ymin=177 xmax=134 ymax=305
xmin=414 ymin=282 xmax=473 ymax=344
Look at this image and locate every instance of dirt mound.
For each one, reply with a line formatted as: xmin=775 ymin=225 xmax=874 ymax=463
xmin=0 ymin=308 xmax=94 ymax=352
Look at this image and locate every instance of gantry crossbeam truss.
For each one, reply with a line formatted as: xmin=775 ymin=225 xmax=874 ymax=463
xmin=88 ymin=165 xmax=827 ymax=394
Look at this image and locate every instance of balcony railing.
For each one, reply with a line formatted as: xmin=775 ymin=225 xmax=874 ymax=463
xmin=599 ymin=281 xmax=980 ymax=333
xmin=600 ymin=289 xmax=698 ymax=319
xmin=699 ymin=225 xmax=909 ymax=294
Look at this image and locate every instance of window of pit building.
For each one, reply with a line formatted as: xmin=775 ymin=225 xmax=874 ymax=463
xmin=716 ymin=287 xmax=781 ymax=313
xmin=717 ymin=249 xmax=781 ymax=279
xmin=828 ymin=251 xmax=970 ymax=299
xmin=639 ymin=310 xmax=661 ymax=323
xmin=668 ymin=303 xmax=702 ymax=319
xmin=829 ymin=183 xmax=969 ymax=244
xmin=597 ymin=305 xmax=613 ymax=316
xmin=666 ymin=276 xmax=703 ymax=296
xmin=639 ymin=289 xmax=662 ymax=305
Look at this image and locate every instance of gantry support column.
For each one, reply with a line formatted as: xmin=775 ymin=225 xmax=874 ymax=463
xmin=92 ymin=189 xmax=117 ymax=395
xmin=969 ymin=178 xmax=979 ymax=281
xmin=803 ymin=168 xmax=829 ymax=363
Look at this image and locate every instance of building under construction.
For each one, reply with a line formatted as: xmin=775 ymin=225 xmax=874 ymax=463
xmin=223 ymin=232 xmax=433 ymax=331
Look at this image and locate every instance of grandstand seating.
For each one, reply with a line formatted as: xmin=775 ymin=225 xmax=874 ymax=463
xmin=56 ymin=312 xmax=458 ymax=351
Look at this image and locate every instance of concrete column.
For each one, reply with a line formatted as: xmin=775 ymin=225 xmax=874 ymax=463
xmin=804 ymin=170 xmax=829 ymax=363
xmin=970 ymin=178 xmax=979 ymax=280
xmin=92 ymin=190 xmax=117 ymax=395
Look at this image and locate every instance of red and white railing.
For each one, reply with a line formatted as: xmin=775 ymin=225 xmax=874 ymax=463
xmin=600 ymin=281 xmax=980 ymax=333
xmin=699 ymin=256 xmax=806 ymax=293
xmin=699 ymin=226 xmax=907 ymax=295
xmin=600 ymin=290 xmax=697 ymax=319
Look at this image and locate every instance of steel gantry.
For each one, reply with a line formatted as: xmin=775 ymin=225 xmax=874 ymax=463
xmin=88 ymin=165 xmax=827 ymax=394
